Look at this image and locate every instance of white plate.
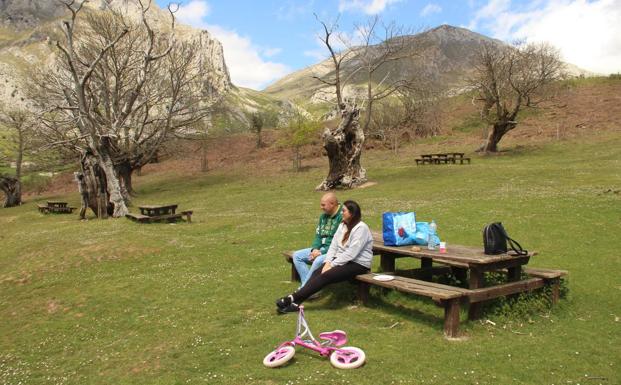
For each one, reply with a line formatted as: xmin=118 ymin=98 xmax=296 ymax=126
xmin=372 ymin=274 xmax=395 ymax=282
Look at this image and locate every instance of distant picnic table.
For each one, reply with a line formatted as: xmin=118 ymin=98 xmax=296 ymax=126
xmin=37 ymin=201 xmax=76 ymax=214
xmin=126 ymin=204 xmax=193 ymax=223
xmin=284 ymin=230 xmax=566 ymax=338
xmin=416 ymin=152 xmax=471 ymax=165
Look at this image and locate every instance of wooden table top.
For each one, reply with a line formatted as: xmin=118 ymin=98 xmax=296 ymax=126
xmin=138 ymin=204 xmax=178 ymax=210
xmin=371 ymin=231 xmax=532 ymax=266
xmin=420 ymin=153 xmax=465 ymax=158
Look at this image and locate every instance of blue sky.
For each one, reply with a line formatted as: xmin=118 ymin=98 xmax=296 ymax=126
xmin=155 ymin=0 xmax=621 ymax=90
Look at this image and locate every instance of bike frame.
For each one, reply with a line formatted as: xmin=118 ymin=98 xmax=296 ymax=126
xmin=278 ymin=305 xmax=342 ymax=357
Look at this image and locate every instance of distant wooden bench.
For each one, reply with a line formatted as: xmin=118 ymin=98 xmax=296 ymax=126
xmin=181 ymin=210 xmax=193 ymax=223
xmin=416 ymin=153 xmax=470 ymax=165
xmin=126 ymin=211 xmax=193 ymax=223
xmin=126 ymin=212 xmax=183 ymax=223
xmin=37 ymin=203 xmax=75 ymax=214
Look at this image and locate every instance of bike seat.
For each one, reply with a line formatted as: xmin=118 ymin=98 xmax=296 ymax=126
xmin=319 ymin=330 xmax=347 ymax=347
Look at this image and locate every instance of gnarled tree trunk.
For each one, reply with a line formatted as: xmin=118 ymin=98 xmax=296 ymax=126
xmin=0 ymin=176 xmax=21 ymax=207
xmin=316 ymin=105 xmax=367 ymax=190
xmin=78 ymin=151 xmax=114 ymax=218
xmin=480 ymin=121 xmax=517 ymax=153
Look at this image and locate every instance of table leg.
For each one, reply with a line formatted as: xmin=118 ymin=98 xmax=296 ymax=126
xmin=507 ymin=266 xmax=522 ymax=301
xmin=507 ymin=266 xmax=522 ymax=281
xmin=357 ymin=281 xmax=370 ymax=305
xmin=421 ymin=257 xmax=433 ymax=281
xmin=451 ymin=267 xmax=467 ymax=285
xmin=380 ymin=253 xmax=395 ymax=273
xmin=444 ymin=298 xmax=461 ymax=338
xmin=468 ymin=268 xmax=485 ymax=320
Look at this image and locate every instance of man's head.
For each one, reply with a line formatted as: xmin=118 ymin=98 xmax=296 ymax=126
xmin=320 ymin=192 xmax=339 ymax=215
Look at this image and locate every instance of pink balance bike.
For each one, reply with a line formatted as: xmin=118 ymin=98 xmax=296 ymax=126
xmin=263 ymin=305 xmax=365 ymax=369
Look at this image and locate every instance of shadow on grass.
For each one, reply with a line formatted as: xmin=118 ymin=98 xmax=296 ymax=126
xmin=302 ymin=283 xmax=447 ymax=332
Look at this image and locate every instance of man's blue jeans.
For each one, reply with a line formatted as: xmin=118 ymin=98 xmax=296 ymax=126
xmin=292 ymin=248 xmax=326 ymax=287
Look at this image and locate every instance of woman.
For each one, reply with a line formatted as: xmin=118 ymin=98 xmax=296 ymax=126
xmin=276 ymin=200 xmax=373 ymax=313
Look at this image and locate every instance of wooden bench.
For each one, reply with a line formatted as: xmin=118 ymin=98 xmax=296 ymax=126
xmin=181 ymin=210 xmax=193 ymax=223
xmin=284 ymin=251 xmax=466 ymax=337
xmin=126 ymin=212 xmax=184 ymax=223
xmin=125 ymin=213 xmax=151 ymax=222
xmin=37 ymin=204 xmax=75 ymax=214
xmin=283 ymin=251 xmax=567 ymax=338
xmin=356 ymin=273 xmax=467 ymax=338
xmin=523 ymin=267 xmax=567 ymax=304
xmin=416 ymin=153 xmax=471 ymax=165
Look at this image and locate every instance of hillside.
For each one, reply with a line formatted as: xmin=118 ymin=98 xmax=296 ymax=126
xmin=264 ymin=25 xmax=593 ymax=105
xmin=0 ymin=0 xmax=231 ymax=108
xmin=1 ymin=93 xmax=620 ymax=384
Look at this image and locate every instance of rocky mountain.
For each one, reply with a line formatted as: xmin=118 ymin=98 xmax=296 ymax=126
xmin=264 ymin=24 xmax=593 ymax=105
xmin=0 ymin=0 xmax=231 ymax=110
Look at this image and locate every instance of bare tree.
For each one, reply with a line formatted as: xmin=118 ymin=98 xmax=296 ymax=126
xmin=352 ymin=16 xmax=416 ymax=133
xmin=370 ymin=86 xmax=442 ymax=154
xmin=29 ymin=0 xmax=224 ymax=217
xmin=312 ymin=14 xmax=356 ymax=109
xmin=0 ymin=106 xmax=33 ymax=181
xmin=471 ymin=42 xmax=564 ymax=152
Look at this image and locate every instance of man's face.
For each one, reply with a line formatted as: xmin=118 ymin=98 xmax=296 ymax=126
xmin=320 ymin=197 xmax=336 ymax=215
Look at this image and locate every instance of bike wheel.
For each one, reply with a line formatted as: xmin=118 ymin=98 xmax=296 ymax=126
xmin=263 ymin=345 xmax=296 ymax=368
xmin=330 ymin=346 xmax=365 ymax=369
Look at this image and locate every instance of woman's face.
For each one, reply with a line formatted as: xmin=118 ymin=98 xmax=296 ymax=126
xmin=342 ymin=205 xmax=351 ymax=223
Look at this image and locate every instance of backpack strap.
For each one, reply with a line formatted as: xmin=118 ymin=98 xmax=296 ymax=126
xmin=497 ymin=224 xmax=528 ymax=256
xmin=507 ymin=236 xmax=528 ymax=256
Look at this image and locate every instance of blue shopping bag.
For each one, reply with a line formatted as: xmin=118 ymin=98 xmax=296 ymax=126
xmin=412 ymin=222 xmax=441 ymax=246
xmin=382 ymin=212 xmax=417 ymax=246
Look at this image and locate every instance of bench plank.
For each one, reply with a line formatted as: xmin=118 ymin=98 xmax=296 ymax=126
xmin=467 ymin=278 xmax=545 ymax=303
xmin=356 ymin=274 xmax=467 ymax=300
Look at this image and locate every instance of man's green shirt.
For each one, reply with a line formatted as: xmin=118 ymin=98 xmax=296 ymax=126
xmin=311 ymin=205 xmax=343 ymax=254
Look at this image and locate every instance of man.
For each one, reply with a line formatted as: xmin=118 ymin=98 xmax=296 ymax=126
xmin=292 ymin=192 xmax=342 ymax=288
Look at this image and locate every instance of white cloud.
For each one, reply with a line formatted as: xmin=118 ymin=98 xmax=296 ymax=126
xmin=263 ymin=47 xmax=282 ymax=57
xmin=468 ymin=0 xmax=621 ymax=74
xmin=420 ymin=3 xmax=442 ymax=17
xmin=338 ymin=0 xmax=403 ymax=15
xmin=175 ymin=1 xmax=291 ymax=90
xmin=175 ymin=0 xmax=211 ymax=26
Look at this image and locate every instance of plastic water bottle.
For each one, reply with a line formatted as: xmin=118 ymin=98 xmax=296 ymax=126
xmin=428 ymin=220 xmax=437 ymax=250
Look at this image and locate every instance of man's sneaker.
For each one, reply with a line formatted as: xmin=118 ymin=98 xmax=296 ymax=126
xmin=275 ymin=296 xmax=291 ymax=309
xmin=277 ymin=302 xmax=300 ymax=314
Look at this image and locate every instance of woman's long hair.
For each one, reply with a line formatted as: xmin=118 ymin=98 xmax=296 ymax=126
xmin=342 ymin=200 xmax=362 ymax=243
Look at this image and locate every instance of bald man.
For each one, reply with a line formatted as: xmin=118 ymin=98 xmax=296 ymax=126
xmin=292 ymin=193 xmax=343 ymax=288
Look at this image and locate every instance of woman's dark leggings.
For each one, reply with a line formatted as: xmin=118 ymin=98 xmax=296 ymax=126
xmin=292 ymin=261 xmax=369 ymax=304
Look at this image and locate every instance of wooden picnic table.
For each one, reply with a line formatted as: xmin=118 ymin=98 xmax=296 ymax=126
xmin=47 ymin=201 xmax=68 ymax=208
xmin=138 ymin=204 xmax=178 ymax=217
xmin=417 ymin=152 xmax=470 ymax=165
xmin=284 ymin=232 xmax=565 ymax=338
xmin=371 ymin=231 xmax=532 ymax=318
xmin=38 ymin=201 xmax=75 ymax=214
xmin=127 ymin=204 xmax=192 ymax=223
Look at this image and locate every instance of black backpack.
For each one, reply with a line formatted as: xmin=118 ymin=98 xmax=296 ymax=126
xmin=483 ymin=222 xmax=528 ymax=256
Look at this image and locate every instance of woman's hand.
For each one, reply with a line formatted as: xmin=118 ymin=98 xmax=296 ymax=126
xmin=321 ymin=261 xmax=332 ymax=274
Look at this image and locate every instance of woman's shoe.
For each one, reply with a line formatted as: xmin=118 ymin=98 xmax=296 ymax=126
xmin=277 ymin=302 xmax=299 ymax=314
xmin=275 ymin=296 xmax=291 ymax=309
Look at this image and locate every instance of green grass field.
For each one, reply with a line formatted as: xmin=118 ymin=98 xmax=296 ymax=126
xmin=1 ymin=132 xmax=620 ymax=385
